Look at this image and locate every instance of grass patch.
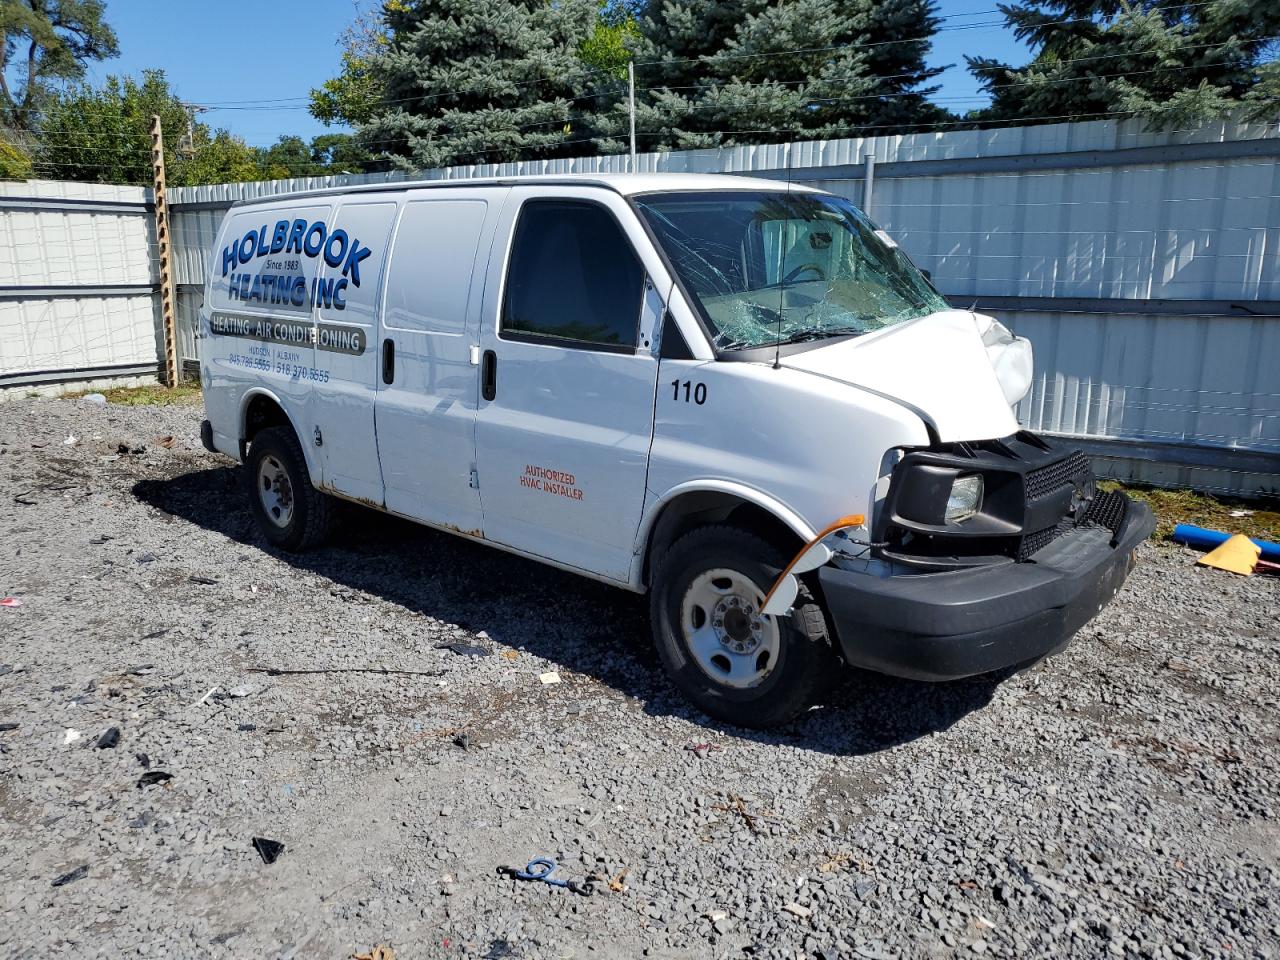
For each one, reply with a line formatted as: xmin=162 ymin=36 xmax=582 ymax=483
xmin=70 ymin=384 xmax=203 ymax=407
xmin=1100 ymin=481 xmax=1280 ymax=543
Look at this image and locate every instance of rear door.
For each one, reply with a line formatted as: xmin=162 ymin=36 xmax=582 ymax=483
xmin=474 ymin=187 xmax=666 ymax=582
xmin=374 ymin=191 xmax=502 ymax=533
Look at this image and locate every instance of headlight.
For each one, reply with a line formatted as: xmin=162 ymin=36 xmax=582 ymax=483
xmin=945 ymin=474 xmax=983 ymax=523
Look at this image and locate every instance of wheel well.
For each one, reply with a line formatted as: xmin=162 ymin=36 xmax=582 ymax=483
xmin=242 ymin=393 xmax=292 ymax=447
xmin=643 ymin=492 xmax=804 ymax=588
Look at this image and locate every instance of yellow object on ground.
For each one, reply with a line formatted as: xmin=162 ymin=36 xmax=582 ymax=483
xmin=1197 ymin=534 xmax=1262 ymax=576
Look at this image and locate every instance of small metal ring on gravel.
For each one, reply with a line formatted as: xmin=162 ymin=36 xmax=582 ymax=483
xmin=681 ymin=568 xmax=781 ymax=689
xmin=257 ymin=455 xmax=294 ymax=528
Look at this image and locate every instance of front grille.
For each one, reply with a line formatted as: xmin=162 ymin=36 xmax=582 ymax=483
xmin=1082 ymin=488 xmax=1129 ymax=537
xmin=1019 ymin=524 xmax=1064 ymax=560
xmin=1024 ymin=450 xmax=1091 ymax=501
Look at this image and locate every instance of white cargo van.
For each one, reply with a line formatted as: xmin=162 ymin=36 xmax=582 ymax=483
xmin=198 ymin=174 xmax=1154 ymax=727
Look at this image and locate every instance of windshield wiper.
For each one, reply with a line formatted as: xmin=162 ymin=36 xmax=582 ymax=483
xmin=772 ymin=328 xmax=865 ymax=348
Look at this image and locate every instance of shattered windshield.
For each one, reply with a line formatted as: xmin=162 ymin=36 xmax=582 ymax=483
xmin=634 ymin=191 xmax=948 ymax=352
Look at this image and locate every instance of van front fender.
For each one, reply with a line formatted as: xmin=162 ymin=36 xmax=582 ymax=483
xmin=630 ymin=480 xmax=818 ymax=588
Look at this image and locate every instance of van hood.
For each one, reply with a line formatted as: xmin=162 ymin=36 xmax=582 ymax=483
xmin=778 ymin=310 xmax=1032 ymax=442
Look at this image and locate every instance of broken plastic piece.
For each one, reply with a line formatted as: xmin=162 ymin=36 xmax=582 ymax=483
xmin=51 ymin=864 xmax=89 ymax=887
xmin=1197 ymin=534 xmax=1262 ymax=576
xmin=252 ymin=836 xmax=285 ymax=864
xmin=136 ymin=770 xmax=173 ymax=788
xmin=762 ymin=514 xmax=867 ymax=616
xmin=0 ymin=722 xmax=18 ymax=732
xmin=539 ymin=672 xmax=561 ymax=685
xmin=435 ymin=642 xmax=489 ymax=658
xmin=96 ymin=727 xmax=120 ymax=749
xmin=1 ymin=598 xmax=22 ymax=608
xmin=63 ymin=729 xmax=81 ymax=746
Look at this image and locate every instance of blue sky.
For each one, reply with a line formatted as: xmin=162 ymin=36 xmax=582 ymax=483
xmin=85 ymin=0 xmax=1031 ymax=148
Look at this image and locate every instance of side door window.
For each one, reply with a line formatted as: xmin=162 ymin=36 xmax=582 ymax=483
xmin=500 ymin=200 xmax=644 ymax=352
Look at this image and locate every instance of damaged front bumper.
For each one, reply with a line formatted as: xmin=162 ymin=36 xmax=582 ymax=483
xmin=818 ymin=495 xmax=1155 ymax=681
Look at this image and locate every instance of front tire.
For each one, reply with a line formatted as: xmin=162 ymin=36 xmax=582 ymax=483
xmin=243 ymin=425 xmax=334 ymax=551
xmin=650 ymin=525 xmax=837 ymax=729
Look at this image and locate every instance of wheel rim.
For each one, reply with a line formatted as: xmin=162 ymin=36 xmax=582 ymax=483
xmin=257 ymin=455 xmax=294 ymax=528
xmin=680 ymin=568 xmax=781 ymax=690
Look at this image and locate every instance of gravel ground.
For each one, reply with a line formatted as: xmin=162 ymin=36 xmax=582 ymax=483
xmin=1 ymin=395 xmax=1278 ymax=960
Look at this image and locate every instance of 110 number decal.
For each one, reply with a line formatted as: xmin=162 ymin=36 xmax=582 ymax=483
xmin=671 ymin=379 xmax=707 ymax=405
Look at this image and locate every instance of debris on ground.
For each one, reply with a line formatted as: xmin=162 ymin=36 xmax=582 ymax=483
xmin=538 ymin=672 xmax=561 ymax=685
xmin=62 ymin=729 xmax=80 ymax=746
xmin=352 ymin=946 xmax=396 ymax=960
xmin=498 ymin=858 xmax=595 ymax=896
xmin=0 ymin=722 xmax=19 ymax=732
xmin=50 ymin=865 xmax=89 ymax=887
xmin=435 ymin=642 xmax=490 ymax=658
xmin=1 ymin=597 xmax=22 ymax=608
xmin=685 ymin=742 xmax=721 ymax=759
xmin=95 ymin=727 xmax=120 ymax=749
xmin=781 ymin=902 xmax=812 ymax=919
xmin=1198 ymin=534 xmax=1262 ymax=575
xmin=136 ymin=770 xmax=173 ymax=789
xmin=251 ymin=837 xmax=285 ymax=865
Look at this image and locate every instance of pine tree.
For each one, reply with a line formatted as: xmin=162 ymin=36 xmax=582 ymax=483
xmin=967 ymin=1 xmax=1280 ymax=129
xmin=614 ymin=0 xmax=946 ymax=151
xmin=357 ymin=0 xmax=599 ymax=169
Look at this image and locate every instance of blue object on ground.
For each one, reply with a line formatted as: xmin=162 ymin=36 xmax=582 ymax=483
xmin=1171 ymin=523 xmax=1280 ymax=562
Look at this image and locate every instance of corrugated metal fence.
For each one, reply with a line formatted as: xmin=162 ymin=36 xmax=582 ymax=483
xmin=3 ymin=115 xmax=1278 ymax=495
xmin=0 ymin=180 xmax=161 ymax=388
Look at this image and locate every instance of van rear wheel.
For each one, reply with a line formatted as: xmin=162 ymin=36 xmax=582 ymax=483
xmin=650 ymin=525 xmax=836 ymax=729
xmin=243 ymin=425 xmax=334 ymax=551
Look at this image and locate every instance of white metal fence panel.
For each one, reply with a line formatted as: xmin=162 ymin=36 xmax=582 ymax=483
xmin=0 ymin=180 xmax=159 ymax=387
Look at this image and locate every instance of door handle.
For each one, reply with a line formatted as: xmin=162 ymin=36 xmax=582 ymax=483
xmin=481 ymin=349 xmax=497 ymax=401
xmin=381 ymin=337 xmax=395 ymax=385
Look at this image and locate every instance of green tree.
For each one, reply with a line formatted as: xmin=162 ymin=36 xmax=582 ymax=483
xmin=256 ymin=134 xmax=320 ymax=179
xmin=578 ymin=0 xmax=638 ymax=79
xmin=967 ymin=0 xmax=1280 ymax=129
xmin=37 ymin=70 xmax=261 ymax=185
xmin=0 ymin=0 xmax=118 ymax=132
xmin=354 ymin=0 xmax=600 ymax=168
xmin=0 ymin=125 xmax=33 ymax=178
xmin=309 ymin=0 xmax=390 ymax=128
xmin=309 ymin=131 xmax=384 ymax=172
xmin=614 ymin=0 xmax=946 ymax=152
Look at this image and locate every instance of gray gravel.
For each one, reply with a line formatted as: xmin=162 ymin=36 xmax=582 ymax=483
xmin=1 ymin=394 xmax=1278 ymax=960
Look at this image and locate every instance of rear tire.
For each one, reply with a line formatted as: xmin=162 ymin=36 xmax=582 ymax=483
xmin=650 ymin=525 xmax=837 ymax=729
xmin=243 ymin=425 xmax=334 ymax=551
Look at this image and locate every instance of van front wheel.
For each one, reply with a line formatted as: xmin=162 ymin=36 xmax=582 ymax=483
xmin=243 ymin=425 xmax=333 ymax=551
xmin=650 ymin=525 xmax=835 ymax=729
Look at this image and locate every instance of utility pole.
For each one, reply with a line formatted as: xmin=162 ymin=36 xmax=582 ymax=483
xmin=150 ymin=115 xmax=180 ymax=387
xmin=176 ymin=101 xmax=208 ymax=157
xmin=862 ymin=151 xmax=876 ymax=218
xmin=628 ymin=61 xmax=637 ymax=173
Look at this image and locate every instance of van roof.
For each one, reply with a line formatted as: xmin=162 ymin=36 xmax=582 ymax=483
xmin=229 ymin=172 xmax=823 ymax=208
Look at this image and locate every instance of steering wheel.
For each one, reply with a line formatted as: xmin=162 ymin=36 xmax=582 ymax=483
xmin=785 ymin=263 xmax=826 ymax=282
